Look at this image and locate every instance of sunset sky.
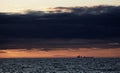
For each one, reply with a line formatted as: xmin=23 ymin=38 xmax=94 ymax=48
xmin=0 ymin=48 xmax=120 ymax=58
xmin=0 ymin=0 xmax=120 ymax=58
xmin=0 ymin=0 xmax=120 ymax=12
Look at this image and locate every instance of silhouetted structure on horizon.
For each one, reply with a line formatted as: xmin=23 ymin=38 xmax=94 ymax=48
xmin=76 ymin=55 xmax=95 ymax=58
xmin=77 ymin=55 xmax=80 ymax=58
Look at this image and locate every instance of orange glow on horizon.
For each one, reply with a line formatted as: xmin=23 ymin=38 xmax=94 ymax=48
xmin=0 ymin=48 xmax=120 ymax=58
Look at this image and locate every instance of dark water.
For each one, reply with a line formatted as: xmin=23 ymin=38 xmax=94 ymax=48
xmin=0 ymin=58 xmax=120 ymax=73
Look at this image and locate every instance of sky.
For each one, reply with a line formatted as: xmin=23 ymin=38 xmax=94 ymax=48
xmin=0 ymin=0 xmax=120 ymax=58
xmin=0 ymin=48 xmax=120 ymax=58
xmin=0 ymin=0 xmax=120 ymax=12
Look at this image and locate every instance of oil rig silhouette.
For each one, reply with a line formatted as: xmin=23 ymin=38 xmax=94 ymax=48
xmin=77 ymin=55 xmax=94 ymax=58
xmin=77 ymin=55 xmax=80 ymax=58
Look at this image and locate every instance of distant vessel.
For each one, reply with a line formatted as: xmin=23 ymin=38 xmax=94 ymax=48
xmin=77 ymin=55 xmax=80 ymax=58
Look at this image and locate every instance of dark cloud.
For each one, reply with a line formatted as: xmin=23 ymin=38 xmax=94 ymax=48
xmin=51 ymin=5 xmax=120 ymax=15
xmin=0 ymin=38 xmax=120 ymax=49
xmin=0 ymin=5 xmax=120 ymax=38
xmin=0 ymin=5 xmax=120 ymax=49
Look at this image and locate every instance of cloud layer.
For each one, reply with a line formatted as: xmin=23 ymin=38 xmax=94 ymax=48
xmin=0 ymin=5 xmax=120 ymax=49
xmin=0 ymin=5 xmax=120 ymax=38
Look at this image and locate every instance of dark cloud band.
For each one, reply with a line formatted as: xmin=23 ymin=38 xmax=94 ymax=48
xmin=0 ymin=5 xmax=120 ymax=49
xmin=0 ymin=5 xmax=120 ymax=38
